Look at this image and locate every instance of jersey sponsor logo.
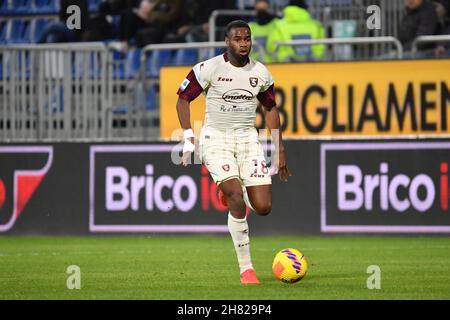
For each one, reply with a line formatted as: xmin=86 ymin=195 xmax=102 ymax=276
xmin=249 ymin=77 xmax=258 ymax=87
xmin=222 ymin=89 xmax=254 ymax=103
xmin=218 ymin=77 xmax=233 ymax=82
xmin=179 ymin=78 xmax=190 ymax=91
xmin=219 ymin=105 xmax=252 ymax=113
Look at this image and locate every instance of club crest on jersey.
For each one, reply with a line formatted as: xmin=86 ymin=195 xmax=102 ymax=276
xmin=222 ymin=164 xmax=230 ymax=172
xmin=249 ymin=77 xmax=258 ymax=87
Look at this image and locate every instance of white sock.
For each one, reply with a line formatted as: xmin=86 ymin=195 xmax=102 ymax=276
xmin=228 ymin=212 xmax=253 ymax=274
xmin=242 ymin=185 xmax=256 ymax=212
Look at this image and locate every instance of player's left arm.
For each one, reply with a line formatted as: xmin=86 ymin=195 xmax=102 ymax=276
xmin=257 ymin=84 xmax=291 ymax=182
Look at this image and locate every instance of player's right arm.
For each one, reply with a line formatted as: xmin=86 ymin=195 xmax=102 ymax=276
xmin=176 ymin=62 xmax=211 ymax=166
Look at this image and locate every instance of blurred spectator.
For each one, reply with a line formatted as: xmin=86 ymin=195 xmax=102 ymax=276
xmin=266 ymin=0 xmax=325 ymax=62
xmin=433 ymin=0 xmax=450 ymax=34
xmin=435 ymin=23 xmax=450 ymax=56
xmin=162 ymin=0 xmax=238 ymax=43
xmin=111 ymin=0 xmax=182 ymax=50
xmin=98 ymin=0 xmax=135 ymax=16
xmin=248 ymin=0 xmax=280 ymax=63
xmin=433 ymin=0 xmax=450 ymax=22
xmin=135 ymin=0 xmax=182 ymax=47
xmin=398 ymin=0 xmax=440 ymax=52
xmin=38 ymin=0 xmax=89 ymax=43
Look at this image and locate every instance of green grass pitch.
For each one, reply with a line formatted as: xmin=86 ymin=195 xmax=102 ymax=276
xmin=1 ymin=235 xmax=450 ymax=300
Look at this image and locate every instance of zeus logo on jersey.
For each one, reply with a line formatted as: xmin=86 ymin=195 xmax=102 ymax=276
xmin=218 ymin=77 xmax=233 ymax=82
xmin=0 ymin=146 xmax=53 ymax=232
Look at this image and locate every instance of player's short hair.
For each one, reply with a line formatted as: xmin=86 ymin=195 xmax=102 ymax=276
xmin=226 ymin=20 xmax=251 ymax=37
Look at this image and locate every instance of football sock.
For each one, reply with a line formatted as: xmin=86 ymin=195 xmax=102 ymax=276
xmin=242 ymin=186 xmax=256 ymax=212
xmin=228 ymin=212 xmax=253 ymax=274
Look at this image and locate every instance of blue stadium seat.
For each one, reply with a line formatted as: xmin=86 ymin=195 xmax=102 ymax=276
xmin=0 ymin=0 xmax=8 ymax=15
xmin=8 ymin=20 xmax=30 ymax=43
xmin=12 ymin=0 xmax=32 ymax=14
xmin=31 ymin=19 xmax=50 ymax=43
xmin=110 ymin=49 xmax=126 ymax=79
xmin=88 ymin=0 xmax=101 ymax=12
xmin=173 ymin=49 xmax=198 ymax=66
xmin=146 ymin=85 xmax=157 ymax=111
xmin=0 ymin=21 xmax=7 ymax=44
xmin=33 ymin=0 xmax=58 ymax=14
xmin=124 ymin=47 xmax=141 ymax=79
xmin=146 ymin=50 xmax=173 ymax=78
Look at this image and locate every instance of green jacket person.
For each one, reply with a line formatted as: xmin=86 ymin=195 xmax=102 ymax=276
xmin=267 ymin=0 xmax=325 ymax=62
xmin=248 ymin=0 xmax=280 ymax=63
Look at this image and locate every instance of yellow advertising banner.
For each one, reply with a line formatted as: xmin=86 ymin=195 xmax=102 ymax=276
xmin=160 ymin=59 xmax=450 ymax=139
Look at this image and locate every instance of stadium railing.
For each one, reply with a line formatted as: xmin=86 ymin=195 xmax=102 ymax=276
xmin=411 ymin=35 xmax=450 ymax=57
xmin=0 ymin=42 xmax=111 ymax=141
xmin=273 ymin=36 xmax=404 ymax=61
xmin=134 ymin=41 xmax=267 ymax=140
xmin=209 ymin=1 xmax=405 ymax=59
xmin=3 ymin=34 xmax=449 ymax=142
xmin=208 ymin=9 xmax=256 ymax=42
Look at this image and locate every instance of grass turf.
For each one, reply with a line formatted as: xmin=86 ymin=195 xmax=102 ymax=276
xmin=0 ymin=236 xmax=450 ymax=300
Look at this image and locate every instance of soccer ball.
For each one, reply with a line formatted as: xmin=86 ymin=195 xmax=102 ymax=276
xmin=272 ymin=248 xmax=308 ymax=283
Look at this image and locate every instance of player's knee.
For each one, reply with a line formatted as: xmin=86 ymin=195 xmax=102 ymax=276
xmin=254 ymin=201 xmax=272 ymax=216
xmin=224 ymin=190 xmax=244 ymax=205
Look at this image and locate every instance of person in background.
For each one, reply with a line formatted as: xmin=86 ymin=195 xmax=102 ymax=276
xmin=134 ymin=0 xmax=182 ymax=47
xmin=38 ymin=0 xmax=89 ymax=43
xmin=266 ymin=0 xmax=325 ymax=62
xmin=435 ymin=23 xmax=450 ymax=56
xmin=398 ymin=0 xmax=440 ymax=54
xmin=248 ymin=0 xmax=280 ymax=63
xmin=162 ymin=0 xmax=238 ymax=44
xmin=111 ymin=0 xmax=156 ymax=50
xmin=112 ymin=0 xmax=181 ymax=50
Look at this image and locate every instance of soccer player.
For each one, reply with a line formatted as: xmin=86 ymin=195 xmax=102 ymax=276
xmin=176 ymin=20 xmax=291 ymax=284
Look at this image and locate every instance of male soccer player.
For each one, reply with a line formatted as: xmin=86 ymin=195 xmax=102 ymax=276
xmin=176 ymin=20 xmax=291 ymax=284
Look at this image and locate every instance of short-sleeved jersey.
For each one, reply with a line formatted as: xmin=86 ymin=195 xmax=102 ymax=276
xmin=177 ymin=52 xmax=276 ymax=132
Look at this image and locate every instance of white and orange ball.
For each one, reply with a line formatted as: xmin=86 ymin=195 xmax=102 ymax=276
xmin=272 ymin=248 xmax=308 ymax=283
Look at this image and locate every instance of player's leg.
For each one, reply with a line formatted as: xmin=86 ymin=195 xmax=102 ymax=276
xmin=218 ymin=178 xmax=246 ymax=219
xmin=246 ymin=184 xmax=272 ymax=216
xmin=239 ymin=137 xmax=272 ymax=215
xmin=200 ymin=132 xmax=259 ymax=284
xmin=218 ymin=178 xmax=259 ymax=284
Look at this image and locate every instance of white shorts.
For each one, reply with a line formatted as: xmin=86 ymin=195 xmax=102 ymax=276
xmin=199 ymin=126 xmax=272 ymax=187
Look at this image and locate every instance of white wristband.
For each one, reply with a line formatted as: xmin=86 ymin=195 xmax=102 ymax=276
xmin=183 ymin=138 xmax=195 ymax=153
xmin=183 ymin=128 xmax=194 ymax=139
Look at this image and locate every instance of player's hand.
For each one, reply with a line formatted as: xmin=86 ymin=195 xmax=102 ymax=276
xmin=181 ymin=129 xmax=195 ymax=167
xmin=277 ymin=149 xmax=291 ymax=182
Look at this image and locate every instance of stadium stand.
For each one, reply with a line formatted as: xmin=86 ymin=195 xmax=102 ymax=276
xmin=1 ymin=0 xmax=449 ymax=141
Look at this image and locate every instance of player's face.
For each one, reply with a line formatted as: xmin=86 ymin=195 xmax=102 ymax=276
xmin=226 ymin=27 xmax=252 ymax=59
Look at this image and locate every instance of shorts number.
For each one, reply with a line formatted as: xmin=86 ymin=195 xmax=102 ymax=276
xmin=252 ymin=159 xmax=269 ymax=174
xmin=261 ymin=161 xmax=269 ymax=174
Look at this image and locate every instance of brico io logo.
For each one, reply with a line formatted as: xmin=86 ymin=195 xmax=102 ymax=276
xmin=105 ymin=164 xmax=198 ymax=212
xmin=338 ymin=162 xmax=437 ymax=212
xmin=90 ymin=145 xmax=229 ymax=233
xmin=104 ymin=164 xmax=229 ymax=213
xmin=321 ymin=142 xmax=450 ymax=233
xmin=0 ymin=146 xmax=53 ymax=232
